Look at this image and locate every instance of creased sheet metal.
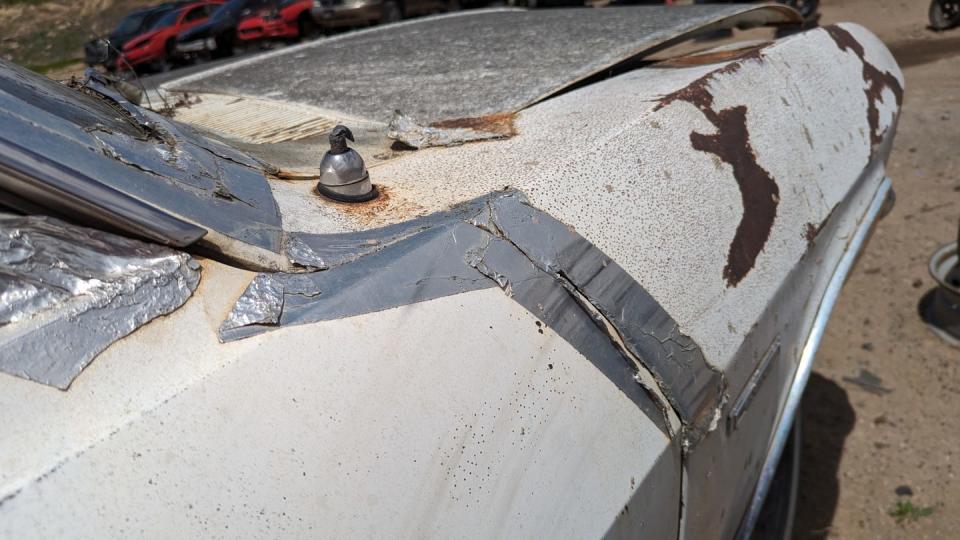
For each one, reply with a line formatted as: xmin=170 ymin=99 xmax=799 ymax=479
xmin=223 ymin=190 xmax=719 ymax=444
xmin=0 ymin=213 xmax=201 ymax=389
xmin=0 ymin=60 xmax=283 ymax=260
xmin=387 ymin=111 xmax=506 ymax=149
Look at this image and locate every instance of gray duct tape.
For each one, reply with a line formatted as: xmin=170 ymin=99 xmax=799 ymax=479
xmin=224 ymin=189 xmax=720 ymax=442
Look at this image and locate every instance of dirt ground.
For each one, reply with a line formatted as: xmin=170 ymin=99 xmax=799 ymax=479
xmin=793 ymin=1 xmax=960 ymax=538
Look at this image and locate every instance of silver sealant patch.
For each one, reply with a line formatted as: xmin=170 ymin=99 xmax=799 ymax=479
xmin=222 ymin=190 xmax=722 ymax=445
xmin=0 ymin=213 xmax=201 ymax=389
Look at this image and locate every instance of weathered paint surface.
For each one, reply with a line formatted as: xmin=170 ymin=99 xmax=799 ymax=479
xmin=655 ymin=51 xmax=780 ymax=287
xmin=822 ymin=25 xmax=904 ymax=154
xmin=0 ymin=19 xmax=903 ymax=540
xmin=0 ymin=281 xmax=678 ymax=538
xmin=251 ymin=23 xmax=901 ymax=379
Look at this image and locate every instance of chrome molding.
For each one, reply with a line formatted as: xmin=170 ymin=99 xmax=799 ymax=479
xmin=736 ymin=177 xmax=893 ymax=539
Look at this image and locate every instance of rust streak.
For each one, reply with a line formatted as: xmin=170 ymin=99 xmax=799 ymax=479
xmin=430 ymin=111 xmax=517 ymax=138
xmin=655 ymin=49 xmax=779 ymax=287
xmin=655 ymin=43 xmax=771 ymax=68
xmin=803 ymin=205 xmax=836 ymax=249
xmin=822 ymin=25 xmax=904 ymax=156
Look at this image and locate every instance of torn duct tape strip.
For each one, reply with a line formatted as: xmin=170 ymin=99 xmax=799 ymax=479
xmin=283 ymin=197 xmax=487 ymax=270
xmin=479 ymin=193 xmax=725 ymax=443
xmin=223 ymin=189 xmax=720 ymax=444
xmin=0 ymin=213 xmax=201 ymax=390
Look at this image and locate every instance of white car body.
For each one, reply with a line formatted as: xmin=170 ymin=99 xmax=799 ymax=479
xmin=0 ymin=6 xmax=901 ymax=539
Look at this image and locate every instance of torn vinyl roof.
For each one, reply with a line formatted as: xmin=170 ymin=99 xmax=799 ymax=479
xmin=164 ymin=5 xmax=799 ymax=125
xmin=0 ymin=61 xmax=285 ymax=266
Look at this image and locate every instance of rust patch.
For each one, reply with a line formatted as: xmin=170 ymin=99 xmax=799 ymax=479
xmin=803 ymin=205 xmax=836 ymax=249
xmin=803 ymin=223 xmax=818 ymax=248
xmin=656 ymin=43 xmax=771 ymax=68
xmin=655 ymin=50 xmax=779 ymax=288
xmin=823 ymin=25 xmax=904 ymax=155
xmin=273 ymin=169 xmax=315 ymax=181
xmin=314 ymin=184 xmax=426 ymax=227
xmin=430 ymin=111 xmax=517 ymax=138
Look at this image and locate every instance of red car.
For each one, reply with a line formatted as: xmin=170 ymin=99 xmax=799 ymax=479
xmin=237 ymin=0 xmax=315 ymax=43
xmin=119 ymin=1 xmax=224 ymax=71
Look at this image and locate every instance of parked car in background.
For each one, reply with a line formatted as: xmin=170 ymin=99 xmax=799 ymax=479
xmin=84 ymin=3 xmax=185 ymax=69
xmin=692 ymin=0 xmax=819 ymax=20
xmin=118 ymin=1 xmax=224 ymax=72
xmin=237 ymin=0 xmax=316 ymax=44
xmin=309 ymin=0 xmax=458 ymax=29
xmin=177 ymin=0 xmax=275 ymax=58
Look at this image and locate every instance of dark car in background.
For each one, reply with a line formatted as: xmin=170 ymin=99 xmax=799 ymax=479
xmin=119 ymin=1 xmax=224 ymax=72
xmin=309 ymin=0 xmax=457 ymax=28
xmin=84 ymin=3 xmax=186 ymax=69
xmin=176 ymin=0 xmax=275 ymax=58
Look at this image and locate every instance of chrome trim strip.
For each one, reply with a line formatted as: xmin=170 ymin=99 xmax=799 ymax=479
xmin=727 ymin=339 xmax=780 ymax=435
xmin=736 ymin=177 xmax=892 ymax=539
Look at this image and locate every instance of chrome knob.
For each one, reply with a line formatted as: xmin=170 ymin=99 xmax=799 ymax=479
xmin=317 ymin=125 xmax=377 ymax=202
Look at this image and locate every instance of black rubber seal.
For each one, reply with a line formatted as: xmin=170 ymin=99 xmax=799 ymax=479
xmin=315 ymin=184 xmax=379 ymax=203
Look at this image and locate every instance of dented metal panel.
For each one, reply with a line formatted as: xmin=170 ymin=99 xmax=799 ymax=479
xmin=0 ymin=214 xmax=200 ymax=389
xmin=164 ymin=5 xmax=799 ymax=124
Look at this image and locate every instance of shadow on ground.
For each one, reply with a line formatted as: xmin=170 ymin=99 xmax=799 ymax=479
xmin=792 ymin=372 xmax=856 ymax=538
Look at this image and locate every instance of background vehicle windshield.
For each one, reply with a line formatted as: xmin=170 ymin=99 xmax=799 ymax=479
xmin=113 ymin=10 xmax=154 ymax=35
xmin=150 ymin=9 xmax=183 ymax=30
xmin=211 ymin=0 xmax=245 ymax=19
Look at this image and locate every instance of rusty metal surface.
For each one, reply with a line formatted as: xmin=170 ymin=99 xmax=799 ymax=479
xmin=0 ymin=213 xmax=200 ymax=389
xmin=165 ymin=5 xmax=799 ymax=124
xmin=387 ymin=111 xmax=514 ymax=149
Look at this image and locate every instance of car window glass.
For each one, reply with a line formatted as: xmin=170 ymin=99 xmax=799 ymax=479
xmin=151 ymin=9 xmax=181 ymax=30
xmin=184 ymin=6 xmax=207 ymax=22
xmin=114 ymin=11 xmax=151 ymax=34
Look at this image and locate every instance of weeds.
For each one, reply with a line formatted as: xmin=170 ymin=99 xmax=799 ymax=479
xmin=889 ymin=499 xmax=934 ymax=524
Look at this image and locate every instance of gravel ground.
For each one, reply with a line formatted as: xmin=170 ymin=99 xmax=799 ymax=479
xmin=794 ymin=1 xmax=960 ymax=538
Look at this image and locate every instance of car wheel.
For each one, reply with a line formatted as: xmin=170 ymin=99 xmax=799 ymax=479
xmin=930 ymin=0 xmax=960 ymax=30
xmin=213 ymin=34 xmax=234 ymax=59
xmin=381 ymin=0 xmax=402 ymax=23
xmin=749 ymin=414 xmax=801 ymax=540
xmin=159 ymin=39 xmax=177 ymax=72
